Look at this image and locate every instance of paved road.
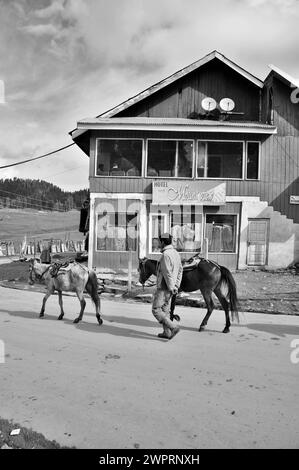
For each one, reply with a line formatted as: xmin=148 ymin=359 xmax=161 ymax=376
xmin=0 ymin=286 xmax=299 ymax=449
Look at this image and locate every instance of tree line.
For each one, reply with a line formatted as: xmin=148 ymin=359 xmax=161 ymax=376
xmin=0 ymin=178 xmax=89 ymax=212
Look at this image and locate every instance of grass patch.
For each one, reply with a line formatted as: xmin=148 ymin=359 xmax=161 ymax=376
xmin=0 ymin=417 xmax=74 ymax=449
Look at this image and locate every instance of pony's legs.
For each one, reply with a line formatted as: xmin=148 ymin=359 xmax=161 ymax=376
xmin=85 ymin=279 xmax=103 ymax=325
xmin=199 ymin=288 xmax=215 ymax=331
xmin=73 ymin=290 xmax=86 ymax=324
xmin=214 ymin=286 xmax=231 ymax=333
xmin=57 ymin=290 xmax=65 ymax=321
xmin=39 ymin=288 xmax=54 ymax=318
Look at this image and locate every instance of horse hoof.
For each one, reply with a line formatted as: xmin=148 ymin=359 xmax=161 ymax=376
xmin=97 ymin=318 xmax=103 ymax=325
xmin=39 ymin=314 xmax=44 ymax=318
xmin=58 ymin=315 xmax=64 ymax=321
xmin=199 ymin=326 xmax=205 ymax=332
xmin=73 ymin=318 xmax=80 ymax=324
xmin=222 ymin=328 xmax=230 ymax=333
xmin=173 ymin=314 xmax=181 ymax=322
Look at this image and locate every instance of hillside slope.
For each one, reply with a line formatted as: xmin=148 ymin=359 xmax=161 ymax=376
xmin=0 ymin=208 xmax=83 ymax=244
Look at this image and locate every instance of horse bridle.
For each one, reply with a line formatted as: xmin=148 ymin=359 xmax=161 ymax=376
xmin=29 ymin=260 xmax=51 ymax=282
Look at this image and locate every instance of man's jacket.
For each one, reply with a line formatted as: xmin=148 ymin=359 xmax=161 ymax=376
xmin=156 ymin=245 xmax=183 ymax=292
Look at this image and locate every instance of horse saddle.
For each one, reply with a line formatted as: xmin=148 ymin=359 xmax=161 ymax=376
xmin=182 ymin=256 xmax=203 ymax=272
xmin=50 ymin=260 xmax=74 ymax=278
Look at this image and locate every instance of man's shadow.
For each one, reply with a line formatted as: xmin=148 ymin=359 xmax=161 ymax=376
xmin=1 ymin=308 xmax=199 ymax=340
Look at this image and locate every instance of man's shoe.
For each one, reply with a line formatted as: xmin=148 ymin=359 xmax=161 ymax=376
xmin=158 ymin=332 xmax=169 ymax=339
xmin=168 ymin=326 xmax=180 ymax=340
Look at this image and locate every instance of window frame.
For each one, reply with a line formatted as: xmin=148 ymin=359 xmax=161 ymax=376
xmin=245 ymin=141 xmax=261 ymax=181
xmin=196 ymin=139 xmax=245 ymax=180
xmin=204 ymin=213 xmax=239 ymax=254
xmin=145 ymin=138 xmax=195 ymax=179
xmin=148 ymin=212 xmax=168 ymax=254
xmin=95 ymin=211 xmax=138 ymax=253
xmin=95 ymin=137 xmax=144 ymax=178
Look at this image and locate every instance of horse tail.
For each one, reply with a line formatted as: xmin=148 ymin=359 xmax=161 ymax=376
xmin=86 ymin=270 xmax=101 ymax=310
xmin=219 ymin=266 xmax=239 ymax=323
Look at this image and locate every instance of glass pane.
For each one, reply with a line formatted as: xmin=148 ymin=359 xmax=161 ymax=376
xmin=97 ymin=140 xmax=142 ymax=176
xmin=247 ymin=142 xmax=259 ymax=179
xmin=205 ymin=214 xmax=236 ymax=253
xmin=96 ymin=212 xmax=137 ymax=251
xmin=147 ymin=140 xmax=176 ymax=177
xmin=151 ymin=214 xmax=165 ymax=252
xmin=177 ymin=141 xmax=193 ymax=177
xmin=197 ymin=142 xmax=206 ymax=177
xmin=207 ymin=142 xmax=243 ymax=178
xmin=170 ymin=208 xmax=202 ymax=252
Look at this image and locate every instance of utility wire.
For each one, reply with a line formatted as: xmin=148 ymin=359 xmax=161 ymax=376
xmin=0 ymin=143 xmax=75 ymax=169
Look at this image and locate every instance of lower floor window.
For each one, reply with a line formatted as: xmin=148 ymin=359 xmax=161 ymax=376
xmin=170 ymin=210 xmax=202 ymax=252
xmin=96 ymin=212 xmax=137 ymax=251
xmin=205 ymin=214 xmax=237 ymax=253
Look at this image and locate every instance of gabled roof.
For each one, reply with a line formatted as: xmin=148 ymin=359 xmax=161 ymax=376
xmin=267 ymin=64 xmax=299 ymax=88
xmin=99 ymin=50 xmax=264 ymax=119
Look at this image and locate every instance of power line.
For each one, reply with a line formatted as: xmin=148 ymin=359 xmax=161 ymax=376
xmin=0 ymin=198 xmax=65 ymax=212
xmin=0 ymin=143 xmax=75 ymax=169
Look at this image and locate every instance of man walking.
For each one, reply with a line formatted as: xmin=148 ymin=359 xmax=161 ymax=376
xmin=152 ymin=233 xmax=183 ymax=340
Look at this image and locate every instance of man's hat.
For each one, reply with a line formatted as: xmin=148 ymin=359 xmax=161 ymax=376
xmin=159 ymin=232 xmax=172 ymax=241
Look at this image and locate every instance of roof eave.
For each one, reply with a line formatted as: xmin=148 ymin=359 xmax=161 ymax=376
xmin=77 ymin=121 xmax=277 ymax=134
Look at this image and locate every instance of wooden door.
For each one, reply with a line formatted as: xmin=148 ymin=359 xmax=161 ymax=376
xmin=247 ymin=219 xmax=269 ymax=266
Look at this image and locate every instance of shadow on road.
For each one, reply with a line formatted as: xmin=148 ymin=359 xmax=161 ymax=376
xmin=1 ymin=309 xmax=230 ymax=340
xmin=247 ymin=323 xmax=299 ymax=337
xmin=1 ymin=309 xmax=76 ymax=325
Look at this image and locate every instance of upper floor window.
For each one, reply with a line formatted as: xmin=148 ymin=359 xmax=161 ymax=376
xmin=96 ymin=139 xmax=143 ymax=177
xmin=197 ymin=141 xmax=243 ymax=179
xmin=147 ymin=140 xmax=193 ymax=178
xmin=246 ymin=142 xmax=259 ymax=180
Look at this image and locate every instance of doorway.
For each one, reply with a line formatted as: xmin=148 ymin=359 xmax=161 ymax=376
xmin=247 ymin=219 xmax=269 ymax=266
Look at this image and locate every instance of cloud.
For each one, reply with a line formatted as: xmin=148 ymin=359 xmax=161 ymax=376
xmin=0 ymin=0 xmax=298 ymax=191
xmin=22 ymin=23 xmax=60 ymax=36
xmin=34 ymin=0 xmax=65 ymax=19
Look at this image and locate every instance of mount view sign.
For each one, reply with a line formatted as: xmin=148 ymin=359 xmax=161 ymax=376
xmin=152 ymin=180 xmax=226 ymax=205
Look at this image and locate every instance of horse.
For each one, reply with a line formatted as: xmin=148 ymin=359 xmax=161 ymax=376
xmin=138 ymin=256 xmax=239 ymax=333
xmin=28 ymin=258 xmax=103 ymax=325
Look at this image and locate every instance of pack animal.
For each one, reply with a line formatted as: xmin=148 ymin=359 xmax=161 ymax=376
xmin=28 ymin=259 xmax=103 ymax=325
xmin=139 ymin=256 xmax=239 ymax=333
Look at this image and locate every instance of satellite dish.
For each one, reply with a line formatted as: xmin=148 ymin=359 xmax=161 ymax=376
xmin=220 ymin=98 xmax=235 ymax=112
xmin=201 ymin=97 xmax=217 ymax=111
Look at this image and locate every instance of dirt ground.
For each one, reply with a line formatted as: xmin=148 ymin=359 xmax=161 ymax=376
xmin=0 ymin=258 xmax=298 ymax=316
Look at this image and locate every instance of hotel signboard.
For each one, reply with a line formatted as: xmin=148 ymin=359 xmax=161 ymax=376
xmin=152 ymin=180 xmax=226 ymax=205
xmin=290 ymin=195 xmax=299 ymax=204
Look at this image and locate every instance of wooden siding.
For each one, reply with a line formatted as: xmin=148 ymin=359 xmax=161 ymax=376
xmin=116 ymin=59 xmax=260 ymax=122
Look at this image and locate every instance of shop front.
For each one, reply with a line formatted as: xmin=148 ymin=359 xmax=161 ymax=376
xmin=89 ymin=179 xmax=240 ymax=273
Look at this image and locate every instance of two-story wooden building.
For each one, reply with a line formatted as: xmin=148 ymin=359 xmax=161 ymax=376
xmin=70 ymin=50 xmax=299 ymax=272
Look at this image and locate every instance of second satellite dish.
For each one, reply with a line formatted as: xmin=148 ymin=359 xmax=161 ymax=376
xmin=220 ymin=98 xmax=235 ymax=112
xmin=201 ymin=97 xmax=217 ymax=111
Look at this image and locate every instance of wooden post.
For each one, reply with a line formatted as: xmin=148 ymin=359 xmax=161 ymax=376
xmin=128 ymin=250 xmax=133 ymax=293
xmin=202 ymin=237 xmax=209 ymax=260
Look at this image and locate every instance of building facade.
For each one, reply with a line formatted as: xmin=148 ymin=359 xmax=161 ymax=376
xmin=70 ymin=51 xmax=299 ymax=272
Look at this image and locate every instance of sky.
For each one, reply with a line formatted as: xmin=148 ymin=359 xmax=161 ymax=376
xmin=0 ymin=0 xmax=299 ymax=191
